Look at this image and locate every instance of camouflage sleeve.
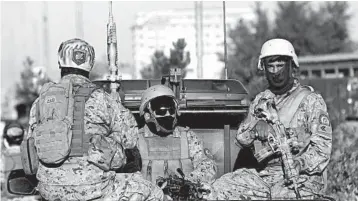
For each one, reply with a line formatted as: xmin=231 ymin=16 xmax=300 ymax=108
xmin=86 ymin=90 xmax=128 ymax=170
xmin=105 ymin=93 xmax=139 ymax=150
xmin=27 ymin=98 xmax=39 ymax=139
xmin=236 ymin=96 xmax=260 ymax=147
xmin=187 ymin=130 xmax=217 ymax=183
xmin=295 ymin=93 xmax=332 ymax=175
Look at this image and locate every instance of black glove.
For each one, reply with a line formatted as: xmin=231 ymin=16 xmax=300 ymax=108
xmin=116 ymin=146 xmax=142 ymax=173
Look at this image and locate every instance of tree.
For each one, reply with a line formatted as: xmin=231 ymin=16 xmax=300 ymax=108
xmin=273 ymin=2 xmax=353 ymax=56
xmin=140 ymin=50 xmax=169 ymax=79
xmin=140 ymin=38 xmax=190 ymax=79
xmin=221 ymin=3 xmax=271 ymax=99
xmin=14 ymin=57 xmax=51 ymax=117
xmin=169 ymin=39 xmax=191 ymax=78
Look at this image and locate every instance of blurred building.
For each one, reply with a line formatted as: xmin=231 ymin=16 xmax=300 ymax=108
xmin=132 ymin=7 xmax=255 ymax=79
xmin=299 ymin=51 xmax=358 ymax=79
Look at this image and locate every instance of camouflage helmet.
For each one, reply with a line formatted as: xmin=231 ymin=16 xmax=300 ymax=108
xmin=139 ymin=85 xmax=177 ymax=116
xmin=58 ymin=38 xmax=95 ymax=72
xmin=258 ymin=38 xmax=299 ymax=71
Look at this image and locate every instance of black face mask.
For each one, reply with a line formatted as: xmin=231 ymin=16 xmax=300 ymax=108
xmin=156 ymin=116 xmax=175 ymax=132
xmin=265 ymin=64 xmax=294 ymax=95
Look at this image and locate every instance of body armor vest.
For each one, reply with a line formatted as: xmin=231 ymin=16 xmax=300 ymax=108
xmin=254 ymin=85 xmax=314 ymax=166
xmin=138 ymin=126 xmax=194 ymax=184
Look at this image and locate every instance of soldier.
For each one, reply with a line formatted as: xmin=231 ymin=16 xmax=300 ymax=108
xmin=23 ymin=38 xmax=164 ymax=201
xmin=206 ymin=38 xmax=332 ymax=200
xmin=138 ymin=85 xmax=217 ymax=185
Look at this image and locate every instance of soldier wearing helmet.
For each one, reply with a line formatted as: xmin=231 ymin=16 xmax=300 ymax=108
xmin=138 ymin=85 xmax=217 ymax=186
xmin=204 ymin=39 xmax=332 ymax=200
xmin=24 ymin=38 xmax=164 ymax=201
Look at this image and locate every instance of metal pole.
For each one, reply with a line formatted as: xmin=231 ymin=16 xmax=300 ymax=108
xmin=223 ymin=1 xmax=228 ymax=80
xmin=195 ymin=1 xmax=203 ymax=79
xmin=43 ymin=1 xmax=49 ymax=69
xmin=75 ymin=1 xmax=84 ymax=39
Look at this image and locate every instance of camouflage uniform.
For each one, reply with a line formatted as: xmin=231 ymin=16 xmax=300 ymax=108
xmin=28 ymin=74 xmax=163 ymax=201
xmin=139 ymin=124 xmax=217 ymax=183
xmin=206 ymin=80 xmax=332 ymax=200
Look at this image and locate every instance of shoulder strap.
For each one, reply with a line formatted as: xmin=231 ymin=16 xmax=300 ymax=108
xmin=179 ymin=127 xmax=189 ymax=158
xmin=70 ymin=83 xmax=100 ymax=157
xmin=278 ymin=86 xmax=313 ymax=127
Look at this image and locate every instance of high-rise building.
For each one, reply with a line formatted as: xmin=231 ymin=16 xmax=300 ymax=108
xmin=132 ymin=7 xmax=255 ymax=79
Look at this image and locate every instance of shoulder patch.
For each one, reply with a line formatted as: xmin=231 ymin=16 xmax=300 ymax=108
xmin=319 ymin=114 xmax=330 ymax=126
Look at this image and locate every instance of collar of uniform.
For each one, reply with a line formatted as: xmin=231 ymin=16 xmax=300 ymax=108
xmin=272 ymin=79 xmax=302 ymax=108
xmin=142 ymin=124 xmax=181 ymax=138
xmin=62 ymin=74 xmax=91 ymax=84
xmin=274 ymin=79 xmax=301 ymax=99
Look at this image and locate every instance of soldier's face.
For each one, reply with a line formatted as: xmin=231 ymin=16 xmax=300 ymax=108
xmin=265 ymin=60 xmax=287 ymax=73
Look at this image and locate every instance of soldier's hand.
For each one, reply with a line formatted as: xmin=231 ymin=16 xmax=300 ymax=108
xmin=254 ymin=98 xmax=279 ymax=124
xmin=254 ymin=120 xmax=274 ymax=141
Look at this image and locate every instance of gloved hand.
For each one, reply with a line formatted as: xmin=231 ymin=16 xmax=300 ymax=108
xmin=254 ymin=98 xmax=279 ymax=124
xmin=116 ymin=146 xmax=142 ymax=173
xmin=254 ymin=120 xmax=275 ymax=141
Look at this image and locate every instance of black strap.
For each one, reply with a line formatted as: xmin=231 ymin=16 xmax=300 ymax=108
xmin=69 ymin=83 xmax=99 ymax=157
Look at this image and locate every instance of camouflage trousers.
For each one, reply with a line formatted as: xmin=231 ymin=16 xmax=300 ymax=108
xmin=38 ymin=172 xmax=164 ymax=201
xmin=204 ymin=167 xmax=326 ymax=200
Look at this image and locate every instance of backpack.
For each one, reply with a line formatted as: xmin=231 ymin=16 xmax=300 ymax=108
xmin=21 ymin=79 xmax=98 ymax=174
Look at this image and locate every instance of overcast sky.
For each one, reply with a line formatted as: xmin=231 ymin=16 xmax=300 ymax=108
xmin=1 ymin=1 xmax=358 ymax=102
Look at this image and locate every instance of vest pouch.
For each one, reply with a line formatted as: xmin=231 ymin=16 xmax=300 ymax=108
xmin=20 ymin=137 xmax=39 ymax=175
xmin=34 ymin=118 xmax=72 ymax=164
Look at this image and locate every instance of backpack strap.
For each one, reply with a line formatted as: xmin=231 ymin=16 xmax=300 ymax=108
xmin=278 ymin=85 xmax=314 ymax=127
xmin=70 ymin=83 xmax=100 ymax=157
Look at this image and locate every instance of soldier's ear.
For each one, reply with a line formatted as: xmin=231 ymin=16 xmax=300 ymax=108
xmin=144 ymin=112 xmax=151 ymax=121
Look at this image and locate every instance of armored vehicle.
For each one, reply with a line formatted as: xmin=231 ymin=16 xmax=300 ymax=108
xmin=5 ymin=70 xmax=250 ymax=199
xmin=4 ymin=1 xmax=251 ymax=199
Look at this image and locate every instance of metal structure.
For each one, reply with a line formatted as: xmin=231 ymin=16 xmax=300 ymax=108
xmin=42 ymin=2 xmax=49 ymax=69
xmin=75 ymin=1 xmax=84 ymax=39
xmin=223 ymin=1 xmax=228 ymax=80
xmin=195 ymin=1 xmax=204 ymax=79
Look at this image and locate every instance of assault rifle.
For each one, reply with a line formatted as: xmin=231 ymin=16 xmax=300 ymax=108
xmin=253 ymin=98 xmax=302 ymax=199
xmin=156 ymin=168 xmax=210 ymax=201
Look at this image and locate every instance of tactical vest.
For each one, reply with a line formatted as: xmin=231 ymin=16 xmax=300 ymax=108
xmin=138 ymin=126 xmax=194 ymax=184
xmin=254 ymin=85 xmax=314 ymax=165
xmin=21 ymin=81 xmax=99 ymax=175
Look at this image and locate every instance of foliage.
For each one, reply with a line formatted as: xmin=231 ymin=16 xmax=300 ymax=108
xmin=326 ymin=122 xmax=358 ymax=200
xmin=222 ymin=1 xmax=353 ymax=99
xmin=140 ymin=38 xmax=190 ymax=79
xmin=220 ymin=3 xmax=271 ymax=99
xmin=273 ymin=2 xmax=353 ymax=56
xmin=15 ymin=57 xmax=51 ymax=111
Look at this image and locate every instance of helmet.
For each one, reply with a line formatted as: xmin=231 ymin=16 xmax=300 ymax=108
xmin=258 ymin=38 xmax=299 ymax=71
xmin=139 ymin=85 xmax=176 ymax=116
xmin=58 ymin=38 xmax=95 ymax=72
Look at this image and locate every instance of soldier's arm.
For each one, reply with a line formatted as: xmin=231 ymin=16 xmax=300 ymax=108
xmin=107 ymin=96 xmax=139 ymax=150
xmin=236 ymin=97 xmax=260 ymax=147
xmin=187 ymin=129 xmax=217 ymax=183
xmin=86 ymin=91 xmax=129 ymax=170
xmin=294 ymin=93 xmax=332 ymax=175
